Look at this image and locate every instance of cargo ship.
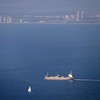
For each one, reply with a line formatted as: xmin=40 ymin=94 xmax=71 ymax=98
xmin=44 ymin=71 xmax=74 ymax=80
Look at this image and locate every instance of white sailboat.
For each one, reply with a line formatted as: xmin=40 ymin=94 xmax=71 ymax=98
xmin=28 ymin=86 xmax=32 ymax=93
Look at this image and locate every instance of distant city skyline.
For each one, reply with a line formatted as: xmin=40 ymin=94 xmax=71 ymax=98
xmin=0 ymin=0 xmax=100 ymax=14
xmin=0 ymin=10 xmax=100 ymax=24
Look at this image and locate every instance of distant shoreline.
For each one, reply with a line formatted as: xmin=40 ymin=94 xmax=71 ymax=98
xmin=0 ymin=22 xmax=100 ymax=25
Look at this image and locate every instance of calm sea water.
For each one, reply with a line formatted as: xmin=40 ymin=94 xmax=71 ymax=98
xmin=0 ymin=24 xmax=100 ymax=100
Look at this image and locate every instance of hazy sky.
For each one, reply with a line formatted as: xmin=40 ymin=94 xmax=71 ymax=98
xmin=0 ymin=0 xmax=100 ymax=13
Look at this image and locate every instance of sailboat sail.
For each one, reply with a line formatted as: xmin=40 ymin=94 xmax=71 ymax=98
xmin=28 ymin=86 xmax=31 ymax=93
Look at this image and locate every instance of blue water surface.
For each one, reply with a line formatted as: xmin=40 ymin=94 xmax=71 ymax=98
xmin=0 ymin=24 xmax=100 ymax=100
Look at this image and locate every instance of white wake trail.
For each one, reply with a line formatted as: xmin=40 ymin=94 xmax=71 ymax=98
xmin=74 ymin=79 xmax=100 ymax=82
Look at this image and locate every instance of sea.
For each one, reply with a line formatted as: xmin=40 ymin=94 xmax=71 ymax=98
xmin=0 ymin=24 xmax=100 ymax=100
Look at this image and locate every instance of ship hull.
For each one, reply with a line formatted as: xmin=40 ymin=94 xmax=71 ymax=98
xmin=44 ymin=76 xmax=74 ymax=80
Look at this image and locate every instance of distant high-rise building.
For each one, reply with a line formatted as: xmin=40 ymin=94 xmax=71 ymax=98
xmin=7 ymin=16 xmax=9 ymax=23
xmin=76 ymin=11 xmax=80 ymax=21
xmin=3 ymin=17 xmax=7 ymax=23
xmin=7 ymin=16 xmax=12 ymax=23
xmin=81 ymin=11 xmax=85 ymax=20
xmin=0 ymin=16 xmax=3 ymax=23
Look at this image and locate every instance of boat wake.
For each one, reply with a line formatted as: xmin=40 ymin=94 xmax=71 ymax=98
xmin=74 ymin=79 xmax=100 ymax=82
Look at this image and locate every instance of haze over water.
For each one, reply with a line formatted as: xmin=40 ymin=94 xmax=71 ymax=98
xmin=0 ymin=24 xmax=100 ymax=100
